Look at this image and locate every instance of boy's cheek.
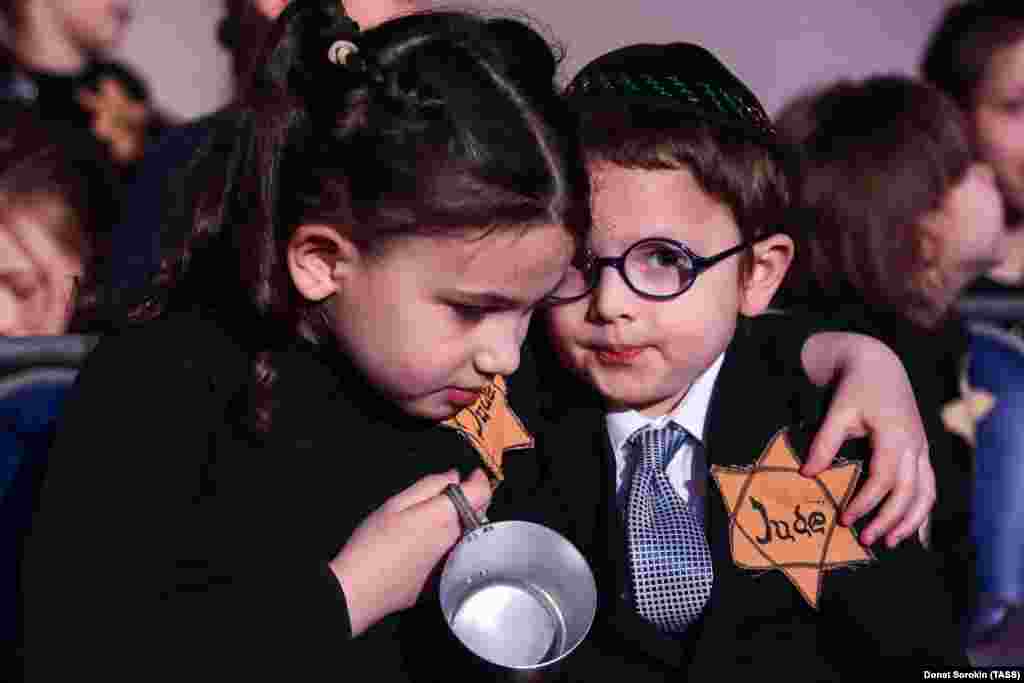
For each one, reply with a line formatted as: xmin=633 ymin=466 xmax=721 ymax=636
xmin=544 ymin=311 xmax=585 ymax=368
xmin=551 ymin=335 xmax=585 ymax=374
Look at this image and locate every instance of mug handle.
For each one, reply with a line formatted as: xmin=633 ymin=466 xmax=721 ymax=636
xmin=443 ymin=483 xmax=489 ymax=532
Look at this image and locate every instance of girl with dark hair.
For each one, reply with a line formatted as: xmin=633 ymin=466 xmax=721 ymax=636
xmin=217 ymin=0 xmax=420 ymax=88
xmin=22 ymin=3 xmax=586 ymax=680
xmin=18 ymin=1 xmax=603 ymax=680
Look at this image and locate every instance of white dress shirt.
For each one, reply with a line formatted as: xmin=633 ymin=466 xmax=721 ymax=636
xmin=606 ymin=352 xmax=726 ymax=521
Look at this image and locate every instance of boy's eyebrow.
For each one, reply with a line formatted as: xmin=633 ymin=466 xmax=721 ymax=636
xmin=591 ymin=218 xmax=684 ymax=244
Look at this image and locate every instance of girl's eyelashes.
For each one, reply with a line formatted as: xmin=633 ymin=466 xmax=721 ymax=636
xmin=449 ymin=302 xmax=494 ymax=321
xmin=449 ymin=301 xmax=537 ymax=321
xmin=1001 ymin=98 xmax=1024 ymax=115
xmin=0 ymin=270 xmax=40 ymax=300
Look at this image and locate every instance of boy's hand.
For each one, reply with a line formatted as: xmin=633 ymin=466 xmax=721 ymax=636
xmin=800 ymin=332 xmax=934 ymax=549
xmin=330 ymin=468 xmax=492 ymax=637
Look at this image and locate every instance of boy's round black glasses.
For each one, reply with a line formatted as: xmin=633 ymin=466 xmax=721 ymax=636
xmin=544 ymin=233 xmax=777 ymax=304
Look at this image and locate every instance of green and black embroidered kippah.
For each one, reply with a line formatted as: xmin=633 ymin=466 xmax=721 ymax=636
xmin=565 ymin=42 xmax=775 ymax=141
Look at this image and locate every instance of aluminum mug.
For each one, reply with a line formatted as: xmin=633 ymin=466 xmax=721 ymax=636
xmin=439 ymin=484 xmax=597 ymax=673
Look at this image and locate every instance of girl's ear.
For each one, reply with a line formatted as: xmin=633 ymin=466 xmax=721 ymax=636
xmin=287 ymin=224 xmax=359 ymax=302
xmin=255 ymin=0 xmax=291 ymax=20
xmin=738 ymin=232 xmax=795 ymax=316
xmin=344 ymin=0 xmax=420 ymax=27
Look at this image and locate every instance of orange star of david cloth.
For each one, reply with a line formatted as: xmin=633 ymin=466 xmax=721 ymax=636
xmin=442 ymin=375 xmax=534 ymax=484
xmin=710 ymin=429 xmax=874 ymax=608
xmin=77 ymin=77 xmax=150 ymax=164
xmin=941 ymin=355 xmax=996 ymax=448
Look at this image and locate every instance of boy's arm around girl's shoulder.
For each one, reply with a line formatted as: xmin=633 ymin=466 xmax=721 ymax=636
xmin=19 ymin=313 xmax=359 ymax=681
xmin=810 ymin=436 xmax=969 ymax=667
xmin=718 ymin=322 xmax=967 ymax=667
xmin=757 ymin=311 xmax=968 ymax=663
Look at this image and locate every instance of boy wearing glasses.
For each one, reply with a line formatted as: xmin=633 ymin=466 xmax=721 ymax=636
xmin=540 ymin=43 xmax=968 ymax=678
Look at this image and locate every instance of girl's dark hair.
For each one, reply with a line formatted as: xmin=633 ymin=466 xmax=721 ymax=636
xmin=0 ymin=102 xmax=120 ymax=332
xmin=776 ymin=75 xmax=974 ymax=328
xmin=142 ymin=1 xmax=587 ymax=431
xmin=217 ymin=0 xmax=278 ymax=90
xmin=921 ymin=0 xmax=1024 ymax=108
xmin=0 ymin=0 xmax=16 ymax=26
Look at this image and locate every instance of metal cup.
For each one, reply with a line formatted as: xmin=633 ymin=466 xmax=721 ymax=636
xmin=439 ymin=484 xmax=597 ymax=673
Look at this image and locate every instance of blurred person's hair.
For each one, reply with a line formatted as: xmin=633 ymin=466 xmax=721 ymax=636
xmin=0 ymin=102 xmax=120 ymax=331
xmin=0 ymin=0 xmax=17 ymax=27
xmin=921 ymin=0 xmax=1024 ymax=108
xmin=777 ymin=75 xmax=974 ymax=328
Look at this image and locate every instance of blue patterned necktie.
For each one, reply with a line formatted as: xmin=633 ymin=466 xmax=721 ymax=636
xmin=625 ymin=423 xmax=713 ymax=632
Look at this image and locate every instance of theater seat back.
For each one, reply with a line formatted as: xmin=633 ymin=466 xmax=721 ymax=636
xmin=0 ymin=334 xmax=97 ymax=677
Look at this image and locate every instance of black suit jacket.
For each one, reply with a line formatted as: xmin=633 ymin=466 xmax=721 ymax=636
xmin=540 ymin=315 xmax=968 ymax=681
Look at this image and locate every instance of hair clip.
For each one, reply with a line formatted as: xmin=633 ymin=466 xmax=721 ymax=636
xmin=328 ymin=39 xmax=359 ymax=66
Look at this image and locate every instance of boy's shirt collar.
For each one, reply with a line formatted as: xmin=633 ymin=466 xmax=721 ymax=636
xmin=606 ymin=350 xmax=726 ymax=454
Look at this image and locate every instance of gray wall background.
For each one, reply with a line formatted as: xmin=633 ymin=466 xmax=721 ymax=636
xmin=114 ymin=1 xmax=953 ymax=122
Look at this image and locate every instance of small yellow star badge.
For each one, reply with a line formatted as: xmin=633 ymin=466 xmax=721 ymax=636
xmin=711 ymin=429 xmax=874 ymax=608
xmin=442 ymin=376 xmax=534 ymax=484
xmin=77 ymin=77 xmax=150 ymax=164
xmin=941 ymin=358 xmax=996 ymax=448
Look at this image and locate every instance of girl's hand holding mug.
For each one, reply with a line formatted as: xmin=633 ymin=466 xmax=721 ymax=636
xmin=330 ymin=468 xmax=492 ymax=637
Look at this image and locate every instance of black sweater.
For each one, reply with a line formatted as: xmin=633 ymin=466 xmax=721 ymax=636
xmin=20 ymin=308 xmax=551 ymax=681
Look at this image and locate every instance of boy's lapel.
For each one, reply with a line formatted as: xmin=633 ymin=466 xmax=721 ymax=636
xmin=556 ymin=316 xmax=829 ymax=671
xmin=696 ymin=324 xmax=836 ymax=634
xmin=697 ymin=336 xmax=749 ymax=632
xmin=591 ymin=334 xmax=765 ymax=670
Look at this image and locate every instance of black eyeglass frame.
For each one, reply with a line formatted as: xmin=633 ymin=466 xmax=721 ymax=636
xmin=544 ymin=232 xmax=782 ymax=304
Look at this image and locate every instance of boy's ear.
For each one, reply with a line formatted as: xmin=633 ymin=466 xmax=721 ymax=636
xmin=287 ymin=224 xmax=359 ymax=302
xmin=739 ymin=232 xmax=795 ymax=316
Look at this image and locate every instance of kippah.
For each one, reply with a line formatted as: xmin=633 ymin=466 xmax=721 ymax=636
xmin=566 ymin=42 xmax=775 ymax=140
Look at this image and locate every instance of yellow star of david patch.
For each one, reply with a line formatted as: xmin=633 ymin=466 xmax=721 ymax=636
xmin=711 ymin=428 xmax=874 ymax=608
xmin=941 ymin=354 xmax=996 ymax=448
xmin=442 ymin=376 xmax=534 ymax=484
xmin=77 ymin=77 xmax=150 ymax=164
